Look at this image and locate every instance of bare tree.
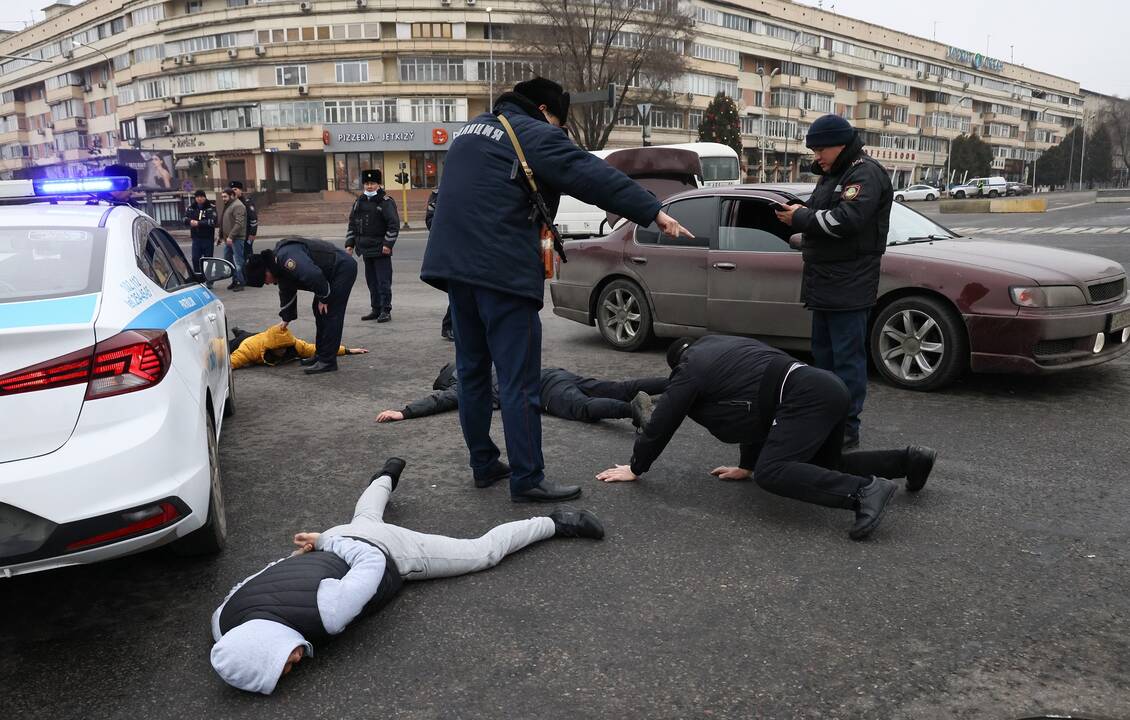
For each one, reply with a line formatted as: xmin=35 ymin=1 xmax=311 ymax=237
xmin=1099 ymin=96 xmax=1130 ymax=176
xmin=511 ymin=0 xmax=693 ymax=150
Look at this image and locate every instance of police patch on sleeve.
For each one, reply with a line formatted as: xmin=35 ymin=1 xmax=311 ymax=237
xmin=841 ymin=184 xmax=862 ymax=201
xmin=284 ymin=258 xmax=297 ymax=271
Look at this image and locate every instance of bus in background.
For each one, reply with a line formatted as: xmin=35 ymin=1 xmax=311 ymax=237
xmin=554 ymin=142 xmax=740 ymax=239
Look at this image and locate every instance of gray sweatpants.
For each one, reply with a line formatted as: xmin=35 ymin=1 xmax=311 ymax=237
xmin=322 ymin=476 xmax=556 ymax=581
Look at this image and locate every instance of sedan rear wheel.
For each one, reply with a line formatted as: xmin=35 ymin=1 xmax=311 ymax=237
xmin=870 ymin=296 xmax=968 ymax=391
xmin=925 ymin=193 xmax=936 ymax=201
xmin=170 ymin=413 xmax=227 ymax=556
xmin=895 ymin=194 xmax=905 ymax=202
xmin=595 ymin=279 xmax=652 ymax=352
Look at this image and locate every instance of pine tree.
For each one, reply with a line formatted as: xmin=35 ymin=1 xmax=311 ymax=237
xmin=698 ymin=92 xmax=742 ymax=158
xmin=1083 ymin=124 xmax=1114 ymax=186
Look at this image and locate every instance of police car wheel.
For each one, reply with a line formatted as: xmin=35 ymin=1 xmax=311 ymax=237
xmin=870 ymin=295 xmax=968 ymax=392
xmin=596 ymin=279 xmax=651 ymax=352
xmin=171 ymin=413 xmax=227 ymax=556
xmin=222 ymin=365 xmax=235 ymax=419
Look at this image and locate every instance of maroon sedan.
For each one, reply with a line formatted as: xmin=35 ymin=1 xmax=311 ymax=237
xmin=550 ymin=183 xmax=1130 ymax=391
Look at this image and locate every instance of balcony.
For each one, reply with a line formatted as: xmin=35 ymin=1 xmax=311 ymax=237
xmin=857 ymin=90 xmax=908 ymax=105
xmin=0 ymin=99 xmax=25 ymax=116
xmin=52 ymin=116 xmax=89 ymax=134
xmin=45 ymin=84 xmax=84 ymax=104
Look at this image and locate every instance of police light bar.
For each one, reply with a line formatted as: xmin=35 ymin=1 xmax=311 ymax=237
xmin=0 ymin=176 xmax=132 ymax=200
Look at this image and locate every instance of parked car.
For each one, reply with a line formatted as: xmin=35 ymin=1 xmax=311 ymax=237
xmin=894 ymin=184 xmax=940 ymax=202
xmin=1007 ymin=182 xmax=1034 ymax=196
xmin=550 ymin=181 xmax=1130 ymax=392
xmin=950 ymin=176 xmax=1009 ymax=198
xmin=0 ymin=177 xmax=235 ymax=577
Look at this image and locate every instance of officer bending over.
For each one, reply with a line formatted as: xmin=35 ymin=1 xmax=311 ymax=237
xmin=243 ymin=237 xmax=358 ymax=375
xmin=210 ymin=458 xmax=603 ymax=695
xmin=345 ymin=169 xmax=399 ymax=323
xmin=376 ymin=361 xmax=666 ymax=431
xmin=596 ymin=336 xmax=937 ymax=540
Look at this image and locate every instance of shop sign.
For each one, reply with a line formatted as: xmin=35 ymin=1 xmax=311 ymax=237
xmin=323 ymin=122 xmax=466 ymax=152
xmin=946 ymin=46 xmax=1005 ymax=73
xmin=149 ymin=128 xmax=263 ymax=155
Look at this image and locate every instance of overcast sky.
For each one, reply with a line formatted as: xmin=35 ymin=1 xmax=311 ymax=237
xmin=1 ymin=0 xmax=1125 ymax=96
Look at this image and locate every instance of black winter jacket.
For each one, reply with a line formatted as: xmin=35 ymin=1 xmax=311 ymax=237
xmin=183 ymin=200 xmax=217 ymax=242
xmin=421 ymin=92 xmax=662 ymax=306
xmin=629 ymin=336 xmax=798 ymax=476
xmin=401 ymin=363 xmax=589 ymax=419
xmin=274 ymin=237 xmax=354 ymax=322
xmin=345 ymin=190 xmax=400 ymax=258
xmin=791 ymin=133 xmax=892 ymax=311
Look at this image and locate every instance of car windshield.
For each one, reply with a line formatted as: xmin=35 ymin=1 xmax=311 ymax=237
xmin=0 ymin=227 xmax=105 ymax=303
xmin=700 ymin=156 xmax=740 ymax=183
xmin=886 ymin=204 xmax=959 ymax=245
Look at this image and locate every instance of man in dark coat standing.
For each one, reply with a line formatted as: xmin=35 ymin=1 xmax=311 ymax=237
xmin=774 ymin=115 xmax=893 ymax=449
xmin=184 ymin=190 xmax=217 ymax=285
xmin=345 ymin=169 xmax=399 ymax=322
xmin=421 ymin=77 xmax=691 ymax=503
xmin=243 ymin=237 xmax=358 ymax=375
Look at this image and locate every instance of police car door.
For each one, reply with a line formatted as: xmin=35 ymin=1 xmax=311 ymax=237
xmin=130 ymin=218 xmax=222 ymax=405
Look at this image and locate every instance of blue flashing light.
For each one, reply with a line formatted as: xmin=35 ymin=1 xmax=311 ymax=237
xmin=32 ymin=176 xmax=132 ymax=196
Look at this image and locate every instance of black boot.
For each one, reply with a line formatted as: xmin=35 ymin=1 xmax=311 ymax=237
xmin=905 ymin=446 xmax=937 ymax=492
xmin=372 ymin=457 xmax=406 ymax=491
xmin=630 ymin=391 xmax=653 ymax=429
xmin=303 ymin=360 xmax=338 ymax=374
xmin=299 ymin=357 xmax=319 ymax=367
xmin=849 ymin=477 xmax=897 ymax=540
xmin=549 ymin=507 xmax=604 ymax=539
xmin=842 ymin=431 xmax=861 ymax=451
xmin=473 ymin=460 xmax=511 ymax=489
xmin=511 ymin=479 xmax=582 ymax=504
xmin=377 ymin=310 xmax=391 ymax=323
xmin=362 ymin=311 xmax=380 ymax=321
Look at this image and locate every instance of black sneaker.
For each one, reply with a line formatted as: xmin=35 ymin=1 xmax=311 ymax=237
xmin=362 ymin=311 xmax=380 ymax=321
xmin=548 ymin=507 xmax=604 ymax=539
xmin=849 ymin=477 xmax=897 ymax=540
xmin=441 ymin=329 xmax=455 ymax=342
xmin=474 ymin=460 xmax=511 ymax=489
xmin=377 ymin=311 xmax=391 ymax=323
xmin=372 ymin=457 xmax=406 ymax=491
xmin=905 ymin=446 xmax=937 ymax=492
xmin=230 ymin=284 xmax=244 ymax=293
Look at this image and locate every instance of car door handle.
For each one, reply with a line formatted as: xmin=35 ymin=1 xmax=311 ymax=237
xmin=188 ymin=325 xmax=202 ymax=338
xmin=712 ymin=262 xmax=736 ymax=270
xmin=629 ymin=256 xmax=648 ymax=265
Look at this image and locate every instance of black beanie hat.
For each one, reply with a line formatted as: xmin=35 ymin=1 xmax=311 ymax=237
xmin=102 ymin=163 xmax=137 ymax=188
xmin=228 ymin=180 xmax=244 ymax=191
xmin=243 ymin=249 xmax=275 ymax=288
xmin=666 ymin=337 xmax=696 ymax=370
xmin=805 ymin=114 xmax=855 ymax=149
xmin=361 ymin=169 xmax=382 ymax=185
xmin=513 ymin=77 xmax=570 ymax=121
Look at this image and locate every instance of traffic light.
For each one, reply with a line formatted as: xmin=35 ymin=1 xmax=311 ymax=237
xmin=395 ymin=172 xmax=409 ymax=185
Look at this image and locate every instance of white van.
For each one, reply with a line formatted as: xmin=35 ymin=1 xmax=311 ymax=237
xmin=554 ymin=142 xmax=741 ymax=238
xmin=950 ymin=176 xmax=1008 ymax=199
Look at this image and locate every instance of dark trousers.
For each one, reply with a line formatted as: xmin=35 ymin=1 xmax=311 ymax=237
xmin=441 ymin=306 xmax=453 ymax=336
xmin=363 ymin=254 xmax=392 ymax=312
xmin=447 ymin=281 xmax=543 ymax=494
xmin=190 ymin=236 xmax=213 ymax=275
xmin=313 ymin=259 xmax=358 ymax=364
xmin=754 ymin=366 xmax=908 ymax=509
xmin=811 ymin=309 xmax=870 ymax=437
xmin=545 ymin=372 xmax=668 ymax=422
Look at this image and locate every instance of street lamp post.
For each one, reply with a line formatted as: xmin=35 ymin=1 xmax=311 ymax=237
xmin=1079 ymin=111 xmax=1093 ymax=191
xmin=485 ymin=7 xmax=494 ymax=110
xmin=781 ymin=34 xmax=815 ymax=182
xmin=755 ymin=66 xmax=779 ymax=182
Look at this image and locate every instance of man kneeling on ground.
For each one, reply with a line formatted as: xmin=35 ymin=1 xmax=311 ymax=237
xmin=596 ymin=335 xmax=937 ymax=540
xmin=210 ymin=458 xmax=603 ymax=695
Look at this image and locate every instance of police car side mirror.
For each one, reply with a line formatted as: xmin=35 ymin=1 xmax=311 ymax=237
xmin=200 ymin=257 xmax=235 ymax=283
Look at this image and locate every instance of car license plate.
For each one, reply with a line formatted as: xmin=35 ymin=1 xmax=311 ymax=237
xmin=1110 ymin=308 xmax=1130 ymax=332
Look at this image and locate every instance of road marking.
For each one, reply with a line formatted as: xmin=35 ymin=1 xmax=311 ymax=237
xmin=1100 ymin=226 xmax=1130 ymax=234
xmin=1048 ymin=200 xmax=1098 ymax=212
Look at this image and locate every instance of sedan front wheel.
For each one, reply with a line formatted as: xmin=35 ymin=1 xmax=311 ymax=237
xmin=595 ymin=279 xmax=652 ymax=352
xmin=870 ymin=296 xmax=968 ymax=391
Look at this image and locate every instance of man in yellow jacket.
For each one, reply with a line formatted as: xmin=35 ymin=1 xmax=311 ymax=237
xmin=229 ymin=325 xmax=368 ymax=369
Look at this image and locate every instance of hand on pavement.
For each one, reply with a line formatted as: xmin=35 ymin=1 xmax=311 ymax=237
xmin=710 ymin=466 xmax=752 ymax=481
xmin=376 ymin=410 xmax=404 ymax=423
xmin=348 ymin=347 xmax=369 ymax=355
xmin=596 ymin=464 xmax=639 ymax=483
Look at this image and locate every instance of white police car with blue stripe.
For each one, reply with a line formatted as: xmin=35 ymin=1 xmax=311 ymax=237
xmin=0 ymin=177 xmax=236 ymax=577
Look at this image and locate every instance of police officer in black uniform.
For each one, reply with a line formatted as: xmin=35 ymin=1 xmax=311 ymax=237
xmin=244 ymin=237 xmax=358 ymax=375
xmin=774 ymin=115 xmax=893 ymax=450
xmin=345 ymin=169 xmax=399 ymax=322
xmin=184 ymin=190 xmax=217 ymax=283
xmin=421 ymin=77 xmax=691 ymax=504
xmin=597 ymin=335 xmax=937 ymax=540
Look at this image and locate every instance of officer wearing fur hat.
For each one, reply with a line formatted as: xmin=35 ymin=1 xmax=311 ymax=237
xmin=345 ymin=169 xmax=399 ymax=322
xmin=422 ymin=76 xmax=691 ymax=504
xmin=773 ymin=114 xmax=893 ymax=450
xmin=243 ymin=237 xmax=358 ymax=374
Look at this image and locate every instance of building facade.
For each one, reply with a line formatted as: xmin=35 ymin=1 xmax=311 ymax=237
xmin=0 ymin=0 xmax=1086 ymax=193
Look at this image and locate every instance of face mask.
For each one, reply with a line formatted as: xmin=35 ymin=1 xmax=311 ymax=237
xmin=363 ymin=190 xmax=378 ymax=197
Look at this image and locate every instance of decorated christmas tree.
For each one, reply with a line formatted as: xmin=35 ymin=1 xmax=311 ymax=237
xmin=698 ymin=92 xmax=743 ymax=158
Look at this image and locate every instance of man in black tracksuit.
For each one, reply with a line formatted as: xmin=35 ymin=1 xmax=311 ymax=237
xmin=243 ymin=237 xmax=358 ymax=375
xmin=345 ymin=169 xmax=399 ymax=323
xmin=183 ymin=190 xmax=217 ymax=282
xmin=596 ymin=335 xmax=936 ymax=540
xmin=376 ymin=362 xmax=667 ymax=425
xmin=775 ymin=115 xmax=893 ymax=450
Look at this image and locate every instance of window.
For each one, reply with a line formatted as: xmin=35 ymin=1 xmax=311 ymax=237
xmin=131 ymin=5 xmax=166 ymax=26
xmin=117 ymin=84 xmax=136 ymax=105
xmin=688 ymin=110 xmax=703 ymax=131
xmin=410 ymin=150 xmax=445 ymax=189
xmin=649 ymin=109 xmax=683 ymax=130
xmin=660 ymin=197 xmax=714 ymax=248
xmin=227 ymin=0 xmax=249 ymax=6
xmin=216 ymin=69 xmax=240 ymax=90
xmin=275 ymin=65 xmax=307 ymax=86
xmin=186 ymin=0 xmax=203 ymax=13
xmin=335 ymin=62 xmax=369 ymax=84
xmin=740 ymin=114 xmax=762 ymax=135
xmin=323 ymin=98 xmax=396 ymax=124
xmin=412 ymin=22 xmax=452 ymax=38
xmin=475 ymin=59 xmax=543 ymax=86
xmin=718 ymin=199 xmax=793 ymax=252
xmin=260 ymin=101 xmax=324 ymax=127
xmin=409 ymin=98 xmax=457 ymax=122
xmin=400 ymin=57 xmax=464 ymax=82
xmin=137 ymin=78 xmax=168 ymax=101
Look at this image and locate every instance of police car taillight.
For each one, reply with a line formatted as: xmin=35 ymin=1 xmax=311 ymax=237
xmin=0 ymin=330 xmax=170 ymax=399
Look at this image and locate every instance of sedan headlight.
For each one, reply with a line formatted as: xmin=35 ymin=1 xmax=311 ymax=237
xmin=1010 ymin=285 xmax=1087 ymax=308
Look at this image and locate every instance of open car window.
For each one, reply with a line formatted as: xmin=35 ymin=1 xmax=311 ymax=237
xmin=717 ymin=198 xmax=795 ymax=252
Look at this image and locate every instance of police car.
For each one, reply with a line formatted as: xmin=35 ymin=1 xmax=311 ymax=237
xmin=0 ymin=176 xmax=235 ymax=577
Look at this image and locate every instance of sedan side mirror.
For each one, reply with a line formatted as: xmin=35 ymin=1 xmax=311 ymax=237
xmin=200 ymin=257 xmax=235 ymax=283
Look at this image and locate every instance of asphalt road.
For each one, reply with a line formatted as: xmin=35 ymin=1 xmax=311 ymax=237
xmin=3 ymin=199 xmax=1130 ymax=719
